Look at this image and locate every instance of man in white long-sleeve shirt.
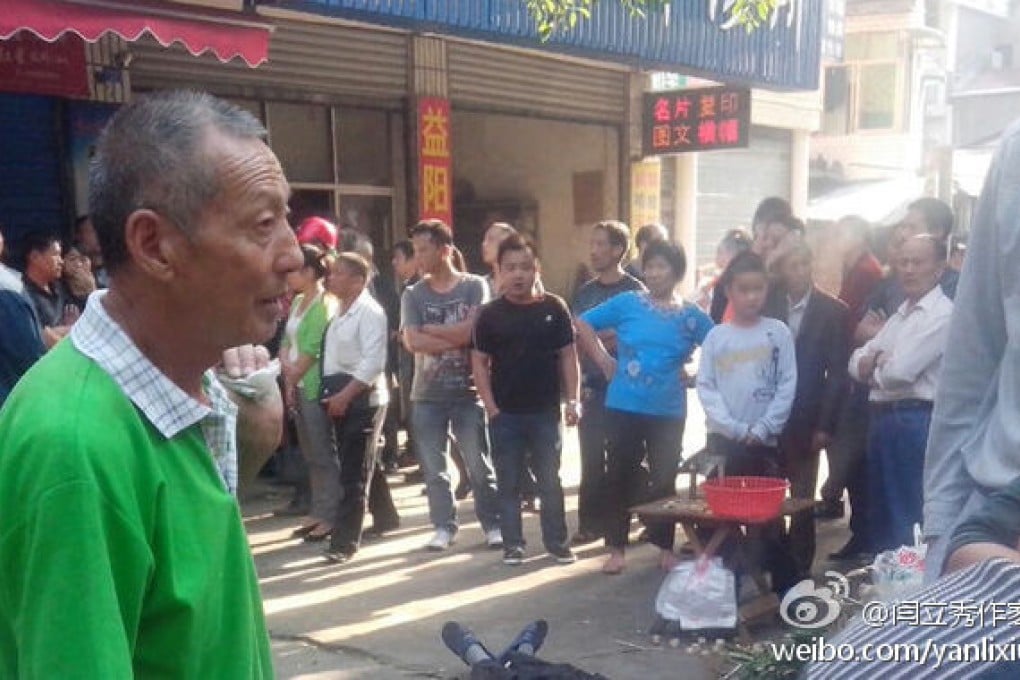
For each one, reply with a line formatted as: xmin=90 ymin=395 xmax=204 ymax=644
xmin=849 ymin=234 xmax=952 ymax=554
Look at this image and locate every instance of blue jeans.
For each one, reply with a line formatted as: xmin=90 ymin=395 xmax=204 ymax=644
xmin=489 ymin=411 xmax=568 ymax=552
xmin=866 ymin=403 xmax=932 ymax=552
xmin=411 ymin=399 xmax=500 ymax=533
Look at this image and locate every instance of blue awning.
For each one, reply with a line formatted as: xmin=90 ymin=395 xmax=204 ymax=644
xmin=260 ymin=0 xmax=823 ymax=91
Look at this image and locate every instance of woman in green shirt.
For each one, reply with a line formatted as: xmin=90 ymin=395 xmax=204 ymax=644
xmin=281 ymin=244 xmax=338 ymax=541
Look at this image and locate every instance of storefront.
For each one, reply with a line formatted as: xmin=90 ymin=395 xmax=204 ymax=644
xmin=0 ymin=0 xmax=271 ymax=250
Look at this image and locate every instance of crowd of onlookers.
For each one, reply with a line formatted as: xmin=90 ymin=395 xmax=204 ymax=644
xmin=0 ymin=188 xmax=969 ymax=584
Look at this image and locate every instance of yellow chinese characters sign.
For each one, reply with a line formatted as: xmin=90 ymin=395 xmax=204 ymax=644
xmin=630 ymin=159 xmax=661 ymax=229
xmin=418 ymin=97 xmax=453 ymax=227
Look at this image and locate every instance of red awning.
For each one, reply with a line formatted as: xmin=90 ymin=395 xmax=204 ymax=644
xmin=2 ymin=0 xmax=271 ymax=67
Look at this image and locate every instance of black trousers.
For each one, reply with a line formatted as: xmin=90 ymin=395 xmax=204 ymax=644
xmin=329 ymin=404 xmax=399 ymax=553
xmin=576 ymin=388 xmax=609 ymax=535
xmin=779 ymin=423 xmax=820 ymax=577
xmin=821 ymin=386 xmax=871 ymax=544
xmin=605 ymin=409 xmax=684 ymax=550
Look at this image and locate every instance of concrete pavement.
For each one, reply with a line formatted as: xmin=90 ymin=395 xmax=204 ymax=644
xmin=246 ymin=400 xmax=853 ymax=679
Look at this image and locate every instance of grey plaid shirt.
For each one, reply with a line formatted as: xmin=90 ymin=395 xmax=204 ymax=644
xmin=70 ymin=291 xmax=239 ymax=494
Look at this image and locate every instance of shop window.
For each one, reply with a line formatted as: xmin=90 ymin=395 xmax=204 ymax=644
xmin=335 ymin=108 xmax=391 ymax=186
xmin=266 ymin=102 xmax=332 ymax=183
xmin=821 ymin=32 xmax=901 ymax=134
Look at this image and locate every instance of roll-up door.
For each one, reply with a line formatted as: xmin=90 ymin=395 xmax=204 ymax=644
xmin=447 ymin=41 xmax=628 ymax=124
xmin=0 ymin=95 xmax=64 ymax=248
xmin=696 ymin=126 xmax=792 ymax=267
xmin=129 ymin=20 xmax=409 ymax=102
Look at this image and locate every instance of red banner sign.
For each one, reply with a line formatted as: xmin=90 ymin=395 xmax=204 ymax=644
xmin=0 ymin=32 xmax=88 ymax=98
xmin=643 ymin=86 xmax=751 ymax=156
xmin=417 ymin=97 xmax=453 ymax=228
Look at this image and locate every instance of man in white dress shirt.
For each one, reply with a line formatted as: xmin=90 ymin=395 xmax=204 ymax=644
xmin=849 ymin=234 xmax=953 ymax=553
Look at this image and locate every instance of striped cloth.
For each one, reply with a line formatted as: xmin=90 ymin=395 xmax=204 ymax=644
xmin=802 ymin=558 xmax=1020 ymax=679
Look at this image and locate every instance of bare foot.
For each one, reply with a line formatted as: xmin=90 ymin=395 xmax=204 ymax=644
xmin=659 ymin=550 xmax=679 ymax=572
xmin=602 ymin=551 xmax=625 ymax=575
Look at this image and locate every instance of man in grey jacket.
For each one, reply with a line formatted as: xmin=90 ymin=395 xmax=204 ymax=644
xmin=923 ymin=119 xmax=1020 ymax=578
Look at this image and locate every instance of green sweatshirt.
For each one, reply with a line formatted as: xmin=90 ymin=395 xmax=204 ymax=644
xmin=0 ymin=342 xmax=273 ymax=678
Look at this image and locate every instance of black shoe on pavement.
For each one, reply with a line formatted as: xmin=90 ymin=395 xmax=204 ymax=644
xmin=363 ymin=520 xmax=400 ymax=539
xmin=441 ymin=621 xmax=495 ymax=666
xmin=497 ymin=619 xmax=549 ymax=663
xmin=503 ymin=546 xmax=525 ymax=566
xmin=829 ymin=538 xmax=871 ymax=561
xmin=323 ymin=548 xmax=354 ymax=564
xmin=815 ymin=498 xmax=845 ymax=520
xmin=549 ymin=547 xmax=577 ymax=564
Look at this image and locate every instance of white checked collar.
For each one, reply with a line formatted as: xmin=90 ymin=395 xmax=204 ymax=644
xmin=70 ymin=290 xmax=238 ymax=440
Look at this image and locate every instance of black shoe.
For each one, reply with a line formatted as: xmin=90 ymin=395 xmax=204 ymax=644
xmin=364 ymin=521 xmax=400 ymax=539
xmin=497 ymin=620 xmax=549 ymax=663
xmin=815 ymin=498 xmax=845 ymax=520
xmin=454 ymin=481 xmax=471 ymax=500
xmin=829 ymin=538 xmax=871 ymax=561
xmin=323 ymin=548 xmax=354 ymax=564
xmin=503 ymin=546 xmax=525 ymax=565
xmin=441 ymin=621 xmax=495 ymax=666
xmin=549 ymin=547 xmax=577 ymax=564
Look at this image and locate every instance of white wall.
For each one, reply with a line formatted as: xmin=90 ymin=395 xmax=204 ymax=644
xmin=452 ymin=110 xmax=620 ymax=297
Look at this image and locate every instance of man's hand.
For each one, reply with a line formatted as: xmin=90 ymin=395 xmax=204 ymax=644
xmin=321 ymin=392 xmax=351 ymax=419
xmin=857 ymin=350 xmax=882 ymax=383
xmin=222 ymin=344 xmax=271 ymax=378
xmin=811 ymin=430 xmax=833 ymax=452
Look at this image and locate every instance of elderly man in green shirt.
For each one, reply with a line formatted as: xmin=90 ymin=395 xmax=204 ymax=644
xmin=0 ymin=91 xmax=302 ymax=678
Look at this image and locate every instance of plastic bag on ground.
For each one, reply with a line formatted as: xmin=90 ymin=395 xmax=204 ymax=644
xmin=655 ymin=556 xmax=737 ymax=631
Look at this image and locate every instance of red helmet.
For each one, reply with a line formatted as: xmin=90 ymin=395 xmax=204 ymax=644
xmin=295 ymin=217 xmax=338 ymax=250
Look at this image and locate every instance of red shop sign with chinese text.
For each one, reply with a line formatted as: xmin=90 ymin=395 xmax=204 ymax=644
xmin=0 ymin=32 xmax=88 ymax=99
xmin=642 ymin=86 xmax=751 ymax=156
xmin=418 ymin=97 xmax=453 ymax=228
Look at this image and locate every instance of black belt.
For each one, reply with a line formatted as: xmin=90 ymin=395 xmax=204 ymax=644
xmin=871 ymin=399 xmax=933 ymax=413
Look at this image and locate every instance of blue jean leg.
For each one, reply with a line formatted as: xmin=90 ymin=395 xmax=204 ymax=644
xmin=448 ymin=400 xmax=500 ymax=532
xmin=867 ymin=406 xmax=931 ymax=552
xmin=411 ymin=401 xmax=457 ymax=532
xmin=490 ymin=412 xmax=568 ymax=552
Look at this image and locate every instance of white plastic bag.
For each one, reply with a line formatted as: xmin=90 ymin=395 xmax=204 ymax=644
xmin=871 ymin=524 xmax=927 ymax=603
xmin=655 ymin=556 xmax=737 ymax=630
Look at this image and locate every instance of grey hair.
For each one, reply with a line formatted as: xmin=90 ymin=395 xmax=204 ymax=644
xmin=88 ymin=90 xmax=267 ymax=273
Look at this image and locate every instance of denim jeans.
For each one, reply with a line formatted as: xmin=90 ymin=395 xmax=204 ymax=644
xmin=867 ymin=404 xmax=932 ymax=553
xmin=411 ymin=399 xmax=500 ymax=533
xmin=489 ymin=411 xmax=568 ymax=552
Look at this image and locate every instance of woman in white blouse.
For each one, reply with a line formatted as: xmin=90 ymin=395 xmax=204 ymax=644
xmin=320 ymin=252 xmax=399 ymax=564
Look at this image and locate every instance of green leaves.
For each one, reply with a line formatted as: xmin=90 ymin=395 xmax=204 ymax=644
xmin=524 ymin=0 xmax=780 ymax=40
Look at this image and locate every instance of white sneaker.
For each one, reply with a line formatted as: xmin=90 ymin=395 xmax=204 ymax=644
xmin=426 ymin=528 xmax=455 ymax=551
xmin=485 ymin=528 xmax=504 ymax=549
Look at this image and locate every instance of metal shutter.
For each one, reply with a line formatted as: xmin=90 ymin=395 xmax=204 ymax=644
xmin=0 ymin=95 xmax=64 ymax=248
xmin=696 ymin=127 xmax=792 ymax=267
xmin=447 ymin=41 xmax=628 ymax=124
xmin=129 ymin=19 xmax=409 ymax=102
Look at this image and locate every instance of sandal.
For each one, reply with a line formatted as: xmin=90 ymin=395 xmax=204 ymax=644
xmin=291 ymin=522 xmax=319 ymax=538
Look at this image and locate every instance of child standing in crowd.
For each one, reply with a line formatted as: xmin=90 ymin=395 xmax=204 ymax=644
xmin=696 ymin=251 xmax=799 ymax=593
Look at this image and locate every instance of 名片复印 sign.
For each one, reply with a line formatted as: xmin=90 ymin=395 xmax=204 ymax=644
xmin=643 ymin=86 xmax=751 ymax=156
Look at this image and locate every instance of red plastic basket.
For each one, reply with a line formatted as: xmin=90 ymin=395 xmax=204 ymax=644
xmin=701 ymin=476 xmax=789 ymax=522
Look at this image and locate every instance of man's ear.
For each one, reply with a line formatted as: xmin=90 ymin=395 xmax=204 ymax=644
xmin=122 ymin=209 xmax=185 ymax=282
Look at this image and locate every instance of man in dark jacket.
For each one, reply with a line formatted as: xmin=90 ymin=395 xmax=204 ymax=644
xmin=774 ymin=241 xmax=849 ymax=577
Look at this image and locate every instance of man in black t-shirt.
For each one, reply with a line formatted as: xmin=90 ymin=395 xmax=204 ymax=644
xmin=472 ymin=234 xmax=582 ymax=566
xmin=570 ymin=221 xmax=644 ymax=544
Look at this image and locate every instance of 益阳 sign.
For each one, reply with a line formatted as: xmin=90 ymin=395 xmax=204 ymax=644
xmin=418 ymin=97 xmax=453 ymax=227
xmin=642 ymin=86 xmax=751 ymax=156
